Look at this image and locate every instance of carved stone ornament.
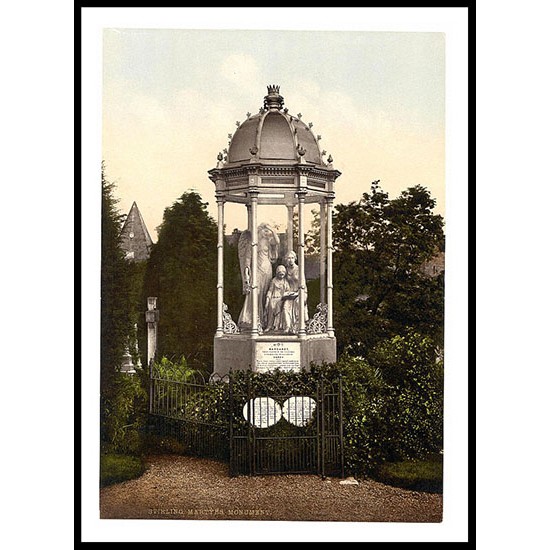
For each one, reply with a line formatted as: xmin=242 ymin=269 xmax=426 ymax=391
xmin=306 ymin=303 xmax=328 ymax=334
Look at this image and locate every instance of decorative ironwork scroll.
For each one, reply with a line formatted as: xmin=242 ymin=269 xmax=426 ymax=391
xmin=306 ymin=303 xmax=328 ymax=334
xmin=222 ymin=303 xmax=240 ymax=334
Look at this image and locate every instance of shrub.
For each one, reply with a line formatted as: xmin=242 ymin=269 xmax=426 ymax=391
xmin=369 ymin=331 xmax=444 ymax=460
xmin=311 ymin=332 xmax=443 ymax=476
xmin=101 ymin=370 xmax=148 ymax=455
xmin=100 ymin=454 xmax=146 ymax=487
xmin=312 ymin=356 xmax=395 ymax=474
xmin=152 ymin=355 xmax=198 ymax=382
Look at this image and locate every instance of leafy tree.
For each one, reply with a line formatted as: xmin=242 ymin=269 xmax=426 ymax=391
xmin=142 ymin=192 xmax=218 ymax=371
xmin=384 ymin=270 xmax=445 ymax=349
xmin=333 ymin=181 xmax=444 ymax=355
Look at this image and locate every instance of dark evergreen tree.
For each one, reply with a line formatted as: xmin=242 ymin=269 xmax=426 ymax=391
xmin=142 ymin=192 xmax=218 ymax=372
xmin=101 ymin=165 xmax=147 ymax=451
xmin=101 ymin=164 xmax=131 ymax=388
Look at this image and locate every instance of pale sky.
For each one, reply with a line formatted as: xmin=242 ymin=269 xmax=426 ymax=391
xmin=103 ymin=29 xmax=445 ymax=240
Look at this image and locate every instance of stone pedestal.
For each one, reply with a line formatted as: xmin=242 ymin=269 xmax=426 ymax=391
xmin=213 ymin=333 xmax=336 ymax=377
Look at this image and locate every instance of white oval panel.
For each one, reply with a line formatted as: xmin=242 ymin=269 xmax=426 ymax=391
xmin=242 ymin=397 xmax=282 ymax=428
xmin=282 ymin=396 xmax=317 ymax=427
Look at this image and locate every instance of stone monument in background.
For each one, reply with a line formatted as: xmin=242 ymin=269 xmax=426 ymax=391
xmin=209 ymin=86 xmax=341 ymax=376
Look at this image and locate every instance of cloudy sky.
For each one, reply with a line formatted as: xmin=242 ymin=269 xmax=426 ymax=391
xmin=103 ymin=28 xmax=445 ymax=239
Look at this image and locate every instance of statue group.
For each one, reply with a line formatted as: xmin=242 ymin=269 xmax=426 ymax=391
xmin=237 ymin=223 xmax=308 ymax=334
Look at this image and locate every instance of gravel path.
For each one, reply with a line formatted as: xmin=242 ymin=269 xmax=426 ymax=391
xmin=100 ymin=455 xmax=442 ymax=522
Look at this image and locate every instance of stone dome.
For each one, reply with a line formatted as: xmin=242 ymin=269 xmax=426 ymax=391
xmin=225 ymin=85 xmax=324 ymax=167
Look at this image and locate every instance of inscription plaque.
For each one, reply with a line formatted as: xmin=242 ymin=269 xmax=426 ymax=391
xmin=256 ymin=341 xmax=301 ymax=373
xmin=242 ymin=397 xmax=282 ymax=428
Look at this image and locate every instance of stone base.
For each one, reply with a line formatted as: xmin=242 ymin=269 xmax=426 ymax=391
xmin=213 ymin=333 xmax=337 ymax=377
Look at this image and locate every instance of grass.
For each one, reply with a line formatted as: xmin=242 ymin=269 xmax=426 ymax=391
xmin=100 ymin=453 xmax=146 ymax=487
xmin=374 ymin=453 xmax=443 ymax=493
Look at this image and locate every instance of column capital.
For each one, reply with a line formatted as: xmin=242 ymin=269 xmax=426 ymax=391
xmin=296 ymin=188 xmax=308 ymax=200
xmin=215 ymin=192 xmax=226 ymax=203
xmin=248 ymin=188 xmax=259 ymax=199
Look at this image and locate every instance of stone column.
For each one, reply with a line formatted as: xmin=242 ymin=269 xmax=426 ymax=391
xmin=319 ymin=200 xmax=327 ymax=305
xmin=249 ymin=189 xmax=259 ymax=336
xmin=326 ymin=196 xmax=335 ymax=337
xmin=297 ymin=189 xmax=307 ymax=336
xmin=215 ymin=194 xmax=225 ymax=337
xmin=286 ymin=203 xmax=294 ymax=254
xmin=246 ymin=204 xmax=252 ymax=235
xmin=146 ymin=297 xmax=159 ymax=366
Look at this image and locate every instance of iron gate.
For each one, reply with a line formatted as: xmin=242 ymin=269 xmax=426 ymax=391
xmin=148 ymin=365 xmax=345 ymax=477
xmin=228 ymin=373 xmax=344 ymax=477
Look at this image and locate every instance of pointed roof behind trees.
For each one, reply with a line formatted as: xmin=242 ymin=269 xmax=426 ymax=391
xmin=120 ymin=202 xmax=153 ymax=262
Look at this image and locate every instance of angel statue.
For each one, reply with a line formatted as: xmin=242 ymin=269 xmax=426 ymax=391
xmin=237 ymin=223 xmax=280 ymax=329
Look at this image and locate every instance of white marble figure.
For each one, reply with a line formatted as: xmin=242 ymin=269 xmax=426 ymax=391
xmin=281 ymin=250 xmax=308 ymax=334
xmin=264 ymin=265 xmax=294 ymax=332
xmin=237 ymin=223 xmax=280 ymax=328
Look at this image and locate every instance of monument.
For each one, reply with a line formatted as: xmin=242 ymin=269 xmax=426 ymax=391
xmin=209 ymin=85 xmax=341 ymax=376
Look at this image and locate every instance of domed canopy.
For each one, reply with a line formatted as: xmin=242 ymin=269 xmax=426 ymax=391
xmin=226 ymin=85 xmax=323 ymax=167
xmin=209 ymin=85 xmax=340 ymax=206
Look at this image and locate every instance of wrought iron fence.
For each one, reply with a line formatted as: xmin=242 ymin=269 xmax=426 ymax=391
xmin=148 ymin=364 xmax=344 ymax=478
xmin=149 ymin=364 xmax=229 ymax=460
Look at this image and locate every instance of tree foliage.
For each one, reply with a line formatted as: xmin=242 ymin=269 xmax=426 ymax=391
xmin=333 ymin=181 xmax=445 ymax=355
xmin=142 ymin=192 xmax=218 ymax=371
xmin=101 ymin=164 xmax=131 ymax=383
xmin=292 ymin=208 xmax=321 ymax=256
xmin=101 ymin=165 xmax=147 ymax=451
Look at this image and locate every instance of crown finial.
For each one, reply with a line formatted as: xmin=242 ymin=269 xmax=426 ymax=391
xmin=264 ymin=84 xmax=284 ymax=110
